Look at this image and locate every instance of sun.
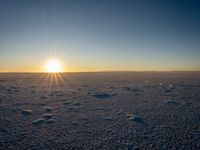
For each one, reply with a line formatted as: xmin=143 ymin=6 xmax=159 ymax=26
xmin=45 ymin=59 xmax=63 ymax=73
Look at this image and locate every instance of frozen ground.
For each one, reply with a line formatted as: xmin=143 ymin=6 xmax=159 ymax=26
xmin=0 ymin=72 xmax=200 ymax=150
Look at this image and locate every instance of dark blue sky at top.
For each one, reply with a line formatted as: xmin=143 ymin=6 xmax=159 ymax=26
xmin=0 ymin=0 xmax=200 ymax=71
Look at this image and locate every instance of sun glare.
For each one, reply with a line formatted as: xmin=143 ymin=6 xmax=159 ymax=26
xmin=45 ymin=59 xmax=62 ymax=73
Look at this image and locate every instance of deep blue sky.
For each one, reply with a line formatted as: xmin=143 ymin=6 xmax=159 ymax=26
xmin=0 ymin=0 xmax=200 ymax=72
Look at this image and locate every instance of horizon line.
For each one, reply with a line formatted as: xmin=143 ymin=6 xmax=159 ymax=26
xmin=0 ymin=70 xmax=200 ymax=74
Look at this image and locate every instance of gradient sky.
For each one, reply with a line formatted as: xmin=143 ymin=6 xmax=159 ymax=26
xmin=0 ymin=0 xmax=200 ymax=72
